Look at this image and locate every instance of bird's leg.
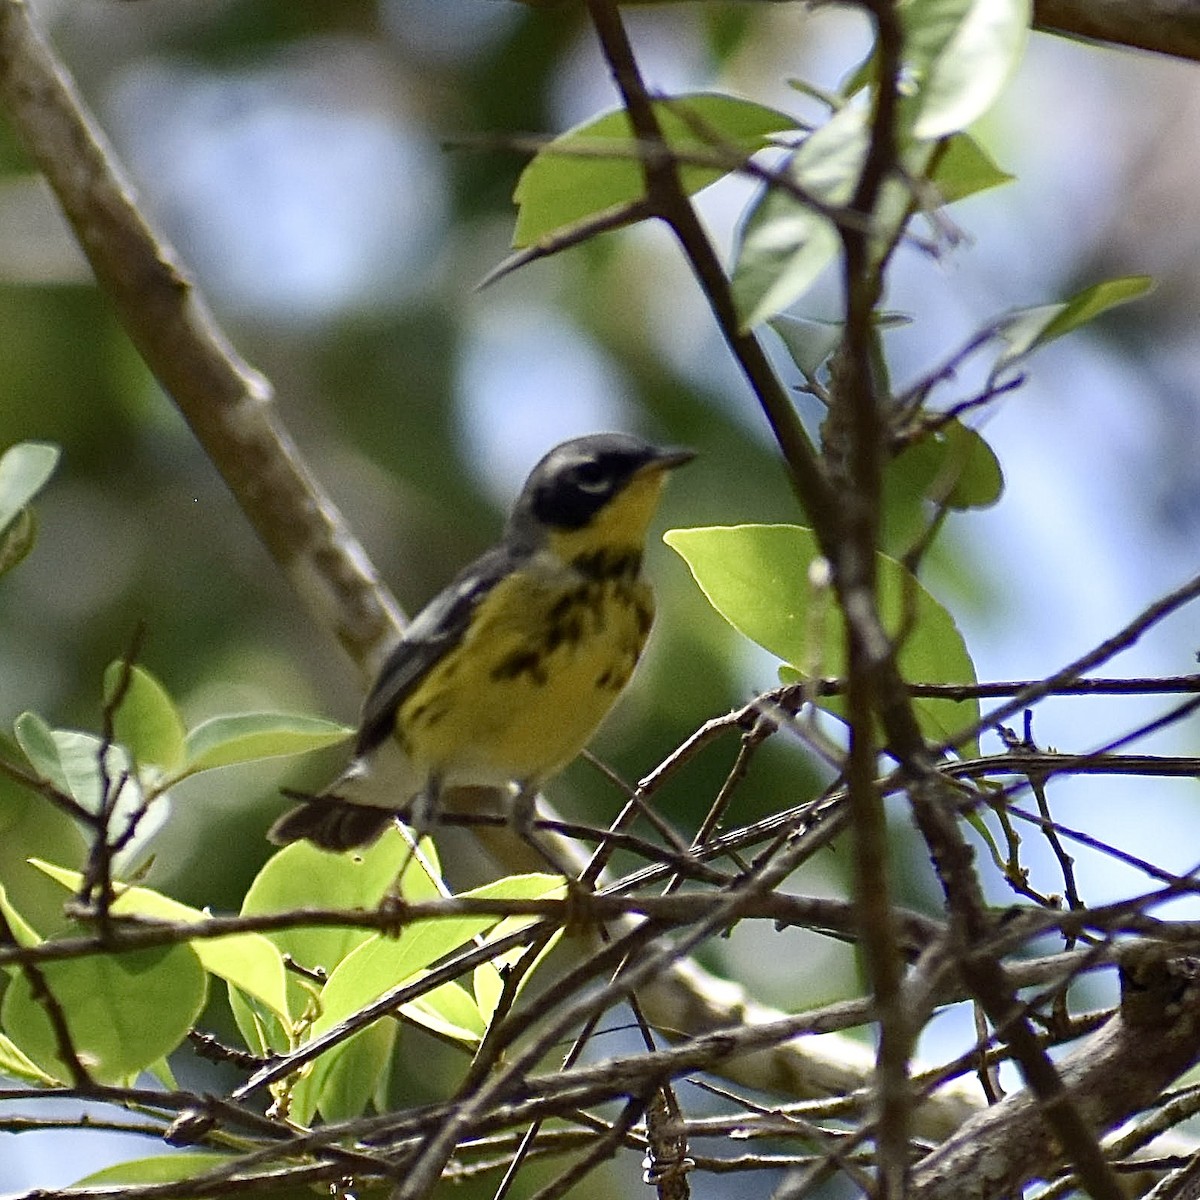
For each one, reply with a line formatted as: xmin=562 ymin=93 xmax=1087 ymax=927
xmin=508 ymin=784 xmax=595 ymax=926
xmin=509 ymin=785 xmax=565 ymax=876
xmin=408 ymin=777 xmax=438 ymax=847
xmin=383 ymin=778 xmax=443 ymax=918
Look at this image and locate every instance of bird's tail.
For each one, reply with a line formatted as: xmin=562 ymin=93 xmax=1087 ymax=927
xmin=267 ymin=792 xmax=396 ymax=852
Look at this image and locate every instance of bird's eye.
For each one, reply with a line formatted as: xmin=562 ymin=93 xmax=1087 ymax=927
xmin=571 ymin=461 xmax=610 ymax=493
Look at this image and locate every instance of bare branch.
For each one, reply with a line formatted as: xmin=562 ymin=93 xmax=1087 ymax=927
xmin=1033 ymin=0 xmax=1200 ymax=62
xmin=910 ymin=944 xmax=1200 ymax=1199
xmin=0 ymin=0 xmax=404 ymax=677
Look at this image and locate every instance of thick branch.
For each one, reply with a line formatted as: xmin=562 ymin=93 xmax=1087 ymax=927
xmin=911 ymin=944 xmax=1200 ymax=1199
xmin=0 ymin=0 xmax=404 ymax=677
xmin=1034 ymin=0 xmax=1200 ymax=61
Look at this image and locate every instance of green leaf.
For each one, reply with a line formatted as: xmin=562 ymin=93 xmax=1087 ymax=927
xmin=937 ymin=423 xmax=1003 ymax=509
xmin=74 ymin=1154 xmax=239 ymax=1186
xmin=513 ymin=93 xmax=795 ymax=248
xmin=892 ymin=421 xmax=1004 ymax=511
xmin=474 ymin=960 xmax=505 ymax=1025
xmin=732 ymin=108 xmax=927 ymax=326
xmin=290 ymin=1017 xmax=396 ymax=1126
xmin=664 ymin=524 xmax=979 ymax=750
xmin=0 ymin=442 xmax=56 ymax=572
xmin=309 ymin=876 xmax=558 ymax=1038
xmin=103 ymin=663 xmax=187 ymax=774
xmin=293 ymin=871 xmax=561 ymax=1119
xmin=312 ymin=928 xmax=485 ymax=1039
xmin=13 ymin=711 xmax=71 ymax=794
xmin=992 ymin=276 xmax=1155 ymax=378
xmin=229 ymin=988 xmax=283 ymax=1062
xmin=409 ymin=980 xmax=486 ymax=1041
xmin=293 ymin=879 xmax=561 ymax=1121
xmin=292 ymin=966 xmax=476 ymax=1124
xmin=308 ymin=876 xmax=548 ymax=1035
xmin=927 ymin=133 xmax=1014 ymax=205
xmin=772 ymin=311 xmax=912 ymax=382
xmin=15 ymin=715 xmax=131 ymax=814
xmin=233 ymin=827 xmax=414 ymax=1052
xmin=902 ymin=0 xmax=1030 ymax=140
xmin=0 ymin=757 xmax=87 ymax=933
xmin=147 ymin=1055 xmax=177 ymax=1089
xmin=242 ymin=826 xmax=410 ymax=973
xmin=13 ymin=716 xmax=167 ymax=873
xmin=0 ymin=881 xmax=41 ymax=951
xmin=839 ymin=46 xmax=879 ymax=101
xmin=29 ymin=861 xmax=289 ymax=1021
xmin=770 ymin=315 xmax=843 ymax=381
xmin=291 ymin=937 xmax=426 ymax=1123
xmin=471 ymin=878 xmax=565 ymax=1026
xmin=1 ymin=941 xmax=206 ymax=1085
xmin=0 ymin=1030 xmax=59 ymax=1085
xmin=732 ymin=105 xmax=864 ymax=328
xmin=467 ymin=872 xmax=564 ymax=903
xmin=0 ymin=442 xmax=59 ymax=525
xmin=76 ymin=1152 xmax=335 ymax=1199
xmin=882 ymin=421 xmax=1004 ymax=551
xmin=733 ymin=129 xmax=1012 ymax=330
xmin=182 ymin=712 xmax=350 ymax=776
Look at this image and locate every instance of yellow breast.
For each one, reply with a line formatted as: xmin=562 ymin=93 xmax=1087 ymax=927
xmin=395 ymin=561 xmax=654 ymax=786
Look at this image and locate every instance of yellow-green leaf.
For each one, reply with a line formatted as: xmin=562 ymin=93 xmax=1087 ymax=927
xmin=30 ymin=861 xmax=289 ymax=1020
xmin=665 ymin=524 xmax=980 ymax=751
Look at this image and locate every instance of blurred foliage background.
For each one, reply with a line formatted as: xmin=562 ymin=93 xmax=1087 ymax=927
xmin=2 ymin=0 xmax=1200 ymax=1189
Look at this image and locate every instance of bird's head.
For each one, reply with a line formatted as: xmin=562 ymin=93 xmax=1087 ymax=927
xmin=508 ymin=433 xmax=695 ymax=571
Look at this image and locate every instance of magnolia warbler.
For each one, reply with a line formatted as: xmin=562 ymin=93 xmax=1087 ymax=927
xmin=268 ymin=432 xmax=695 ymax=854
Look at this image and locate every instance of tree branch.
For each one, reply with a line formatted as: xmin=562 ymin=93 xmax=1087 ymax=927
xmin=0 ymin=0 xmax=404 ymax=678
xmin=1033 ymin=0 xmax=1200 ymax=61
xmin=910 ymin=943 xmax=1200 ymax=1199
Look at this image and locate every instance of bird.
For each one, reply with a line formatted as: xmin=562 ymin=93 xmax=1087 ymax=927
xmin=268 ymin=432 xmax=695 ymax=857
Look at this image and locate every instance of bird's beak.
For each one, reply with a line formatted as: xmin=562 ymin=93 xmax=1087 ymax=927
xmin=645 ymin=446 xmax=697 ymax=473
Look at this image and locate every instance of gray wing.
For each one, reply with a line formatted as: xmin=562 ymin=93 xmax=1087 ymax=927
xmin=354 ymin=545 xmax=516 ymax=757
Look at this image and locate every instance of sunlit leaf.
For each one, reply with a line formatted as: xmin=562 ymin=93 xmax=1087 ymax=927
xmin=0 ymin=442 xmax=59 ymax=567
xmin=664 ymin=524 xmax=979 ymax=750
xmin=181 ymin=712 xmax=350 ymax=776
xmin=0 ymin=1031 xmax=59 ymax=1085
xmin=902 ymin=0 xmax=1030 ymax=140
xmin=242 ymin=826 xmax=410 ymax=973
xmin=992 ymin=275 xmax=1155 ymax=378
xmin=409 ymin=980 xmax=486 ymax=1041
xmin=1 ymin=941 xmax=206 ymax=1085
xmin=0 ymin=880 xmax=40 ymax=950
xmin=513 ymin=93 xmax=795 ymax=248
xmin=30 ymin=861 xmax=289 ymax=1020
xmin=927 ymin=133 xmax=1014 ymax=204
xmin=732 ymin=105 xmax=864 ymax=328
xmin=292 ymin=873 xmax=561 ymax=1120
xmin=74 ymin=1154 xmax=240 ymax=1186
xmin=472 ymin=878 xmax=565 ymax=1026
xmin=13 ymin=717 xmax=166 ymax=875
xmin=232 ymin=826 xmax=414 ymax=1053
xmin=309 ymin=870 xmax=563 ymax=1042
xmin=103 ymin=663 xmax=187 ymax=775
